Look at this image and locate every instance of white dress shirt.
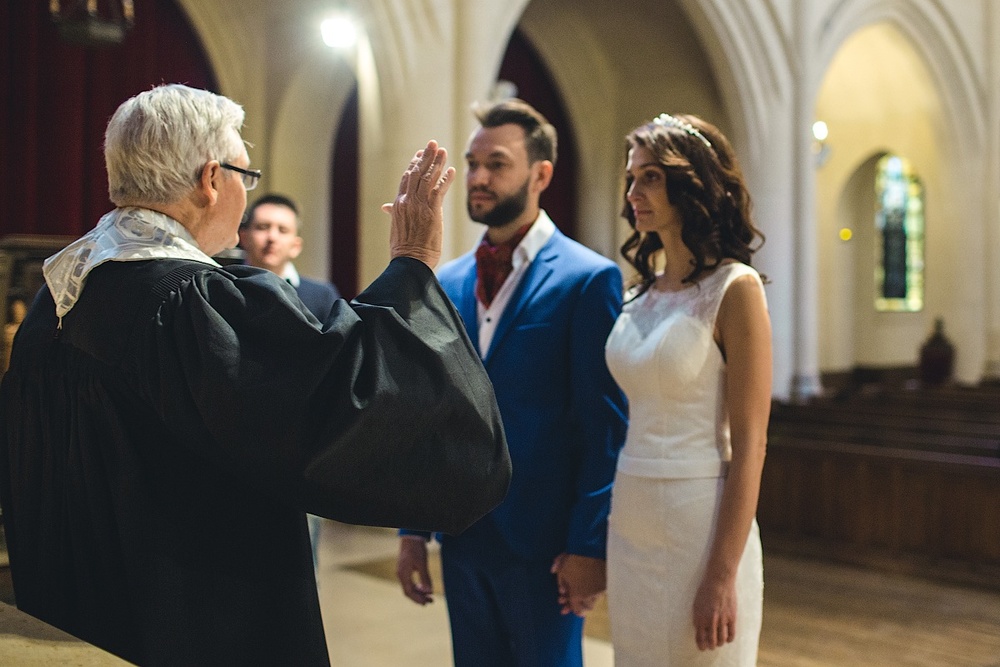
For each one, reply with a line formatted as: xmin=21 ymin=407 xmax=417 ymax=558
xmin=281 ymin=263 xmax=301 ymax=287
xmin=476 ymin=210 xmax=556 ymax=357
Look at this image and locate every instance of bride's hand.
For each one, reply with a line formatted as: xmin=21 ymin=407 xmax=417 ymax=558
xmin=692 ymin=576 xmax=737 ymax=650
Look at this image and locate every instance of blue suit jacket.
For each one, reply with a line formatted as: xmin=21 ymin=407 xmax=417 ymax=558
xmin=295 ymin=276 xmax=341 ymax=322
xmin=436 ymin=227 xmax=627 ymax=562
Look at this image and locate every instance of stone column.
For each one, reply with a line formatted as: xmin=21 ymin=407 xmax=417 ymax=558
xmin=985 ymin=2 xmax=1000 ymax=382
xmin=354 ymin=0 xmax=463 ymax=287
xmin=789 ymin=2 xmax=824 ymax=400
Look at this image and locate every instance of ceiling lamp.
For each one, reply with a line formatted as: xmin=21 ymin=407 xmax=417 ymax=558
xmin=321 ymin=14 xmax=358 ymax=50
xmin=49 ymin=0 xmax=135 ymax=47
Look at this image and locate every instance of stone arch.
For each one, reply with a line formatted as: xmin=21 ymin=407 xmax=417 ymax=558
xmin=175 ymin=1 xmax=269 ymax=149
xmin=177 ymin=1 xmax=359 ymax=281
xmin=268 ymin=58 xmax=357 ymax=282
xmin=517 ymin=0 xmax=793 ymax=255
xmin=814 ymin=0 xmax=984 ymax=154
xmin=676 ymin=0 xmax=794 ymax=164
xmin=813 ymin=5 xmax=987 ymax=382
xmin=515 ymin=7 xmax=621 ymax=258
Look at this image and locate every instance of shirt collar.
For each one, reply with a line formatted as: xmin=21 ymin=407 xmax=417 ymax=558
xmin=281 ymin=263 xmax=301 ymax=287
xmin=474 ymin=209 xmax=556 ymax=270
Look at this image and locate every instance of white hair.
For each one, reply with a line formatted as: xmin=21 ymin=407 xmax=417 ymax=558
xmin=104 ymin=84 xmax=246 ymax=206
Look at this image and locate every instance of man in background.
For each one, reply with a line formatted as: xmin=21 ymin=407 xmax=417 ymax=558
xmin=396 ymin=98 xmax=627 ymax=666
xmin=240 ymin=193 xmax=341 ymax=319
xmin=240 ymin=193 xmax=343 ymax=567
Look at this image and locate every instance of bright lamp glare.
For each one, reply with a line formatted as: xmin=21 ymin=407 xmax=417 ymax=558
xmin=321 ymin=16 xmax=357 ymax=49
xmin=812 ymin=120 xmax=829 ymax=142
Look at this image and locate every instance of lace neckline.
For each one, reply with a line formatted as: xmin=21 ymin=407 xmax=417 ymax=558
xmin=647 ymin=262 xmax=734 ymax=297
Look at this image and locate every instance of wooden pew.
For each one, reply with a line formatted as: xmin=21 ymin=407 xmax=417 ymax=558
xmin=769 ymin=403 xmax=1000 ymax=458
xmin=758 ymin=389 xmax=1000 ymax=590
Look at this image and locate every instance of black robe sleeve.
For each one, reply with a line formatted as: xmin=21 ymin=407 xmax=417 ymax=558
xmin=0 ymin=256 xmax=510 ymax=665
xmin=142 ymin=257 xmax=510 ymax=534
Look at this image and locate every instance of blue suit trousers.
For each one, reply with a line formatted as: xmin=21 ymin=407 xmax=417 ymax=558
xmin=441 ymin=519 xmax=584 ymax=667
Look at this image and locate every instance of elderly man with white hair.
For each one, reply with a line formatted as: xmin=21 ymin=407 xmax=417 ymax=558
xmin=0 ymin=83 xmax=510 ymax=666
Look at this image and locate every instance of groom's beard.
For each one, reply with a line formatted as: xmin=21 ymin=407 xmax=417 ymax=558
xmin=468 ymin=179 xmax=530 ymax=227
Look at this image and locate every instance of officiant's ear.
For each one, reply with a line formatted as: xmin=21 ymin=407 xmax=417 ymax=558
xmin=197 ymin=160 xmax=224 ymax=206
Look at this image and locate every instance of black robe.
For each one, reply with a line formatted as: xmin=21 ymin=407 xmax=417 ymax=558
xmin=0 ymin=257 xmax=510 ymax=666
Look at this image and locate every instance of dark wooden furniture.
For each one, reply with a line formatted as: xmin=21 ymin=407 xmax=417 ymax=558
xmin=0 ymin=235 xmax=77 ymax=378
xmin=759 ymin=386 xmax=1000 ymax=590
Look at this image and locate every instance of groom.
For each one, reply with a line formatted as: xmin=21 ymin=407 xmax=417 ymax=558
xmin=396 ymin=98 xmax=627 ymax=666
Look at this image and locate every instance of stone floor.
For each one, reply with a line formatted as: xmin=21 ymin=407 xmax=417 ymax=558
xmin=2 ymin=521 xmax=999 ymax=665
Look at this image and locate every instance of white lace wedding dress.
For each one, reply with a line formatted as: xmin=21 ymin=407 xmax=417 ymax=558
xmin=604 ymin=262 xmax=764 ymax=666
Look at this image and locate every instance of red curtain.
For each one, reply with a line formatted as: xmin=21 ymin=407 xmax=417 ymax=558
xmin=0 ymin=0 xmax=218 ymax=238
xmin=329 ymin=83 xmax=359 ymax=299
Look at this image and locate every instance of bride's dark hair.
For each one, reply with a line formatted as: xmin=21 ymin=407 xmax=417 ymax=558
xmin=620 ymin=114 xmax=765 ymax=298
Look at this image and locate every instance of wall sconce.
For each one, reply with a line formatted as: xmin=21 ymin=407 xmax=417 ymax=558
xmin=812 ymin=120 xmax=831 ymax=168
xmin=49 ymin=0 xmax=134 ymax=47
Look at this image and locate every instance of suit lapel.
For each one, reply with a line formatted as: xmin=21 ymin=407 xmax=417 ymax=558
xmin=457 ymin=264 xmax=482 ymax=355
xmin=484 ymin=235 xmax=559 ymax=363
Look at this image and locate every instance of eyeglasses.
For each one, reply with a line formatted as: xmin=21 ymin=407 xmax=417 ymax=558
xmin=221 ymin=162 xmax=262 ymax=191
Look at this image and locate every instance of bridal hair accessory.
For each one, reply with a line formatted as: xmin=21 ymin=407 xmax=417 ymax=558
xmin=653 ymin=113 xmax=712 ymax=150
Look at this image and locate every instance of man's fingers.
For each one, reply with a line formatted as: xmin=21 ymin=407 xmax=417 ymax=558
xmin=415 ymin=149 xmax=448 ymax=202
xmin=567 ymin=594 xmax=599 ymax=617
xmin=396 ymin=538 xmax=434 ymax=605
xmin=396 ymin=141 xmax=450 ymax=205
xmin=420 ymin=145 xmax=444 ymax=181
xmin=430 ymin=166 xmax=456 ymax=204
xmin=412 ymin=560 xmax=434 ymax=604
xmin=396 ymin=151 xmax=422 ymax=197
xmin=404 ymin=585 xmax=430 ymax=605
xmin=400 ymin=571 xmax=433 ymax=605
xmin=417 ymin=564 xmax=433 ymax=590
xmin=405 ymin=141 xmax=440 ymax=200
xmin=395 ymin=146 xmax=430 ymax=199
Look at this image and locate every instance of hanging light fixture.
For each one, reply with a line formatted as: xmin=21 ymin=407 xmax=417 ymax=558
xmin=320 ymin=12 xmax=358 ymax=50
xmin=49 ymin=0 xmax=135 ymax=47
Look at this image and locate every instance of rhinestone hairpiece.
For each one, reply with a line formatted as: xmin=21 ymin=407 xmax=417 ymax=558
xmin=653 ymin=113 xmax=712 ymax=150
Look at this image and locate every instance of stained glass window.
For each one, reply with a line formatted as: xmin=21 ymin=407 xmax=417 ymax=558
xmin=874 ymin=155 xmax=924 ymax=312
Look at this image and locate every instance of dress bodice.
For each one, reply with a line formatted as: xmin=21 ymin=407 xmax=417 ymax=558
xmin=605 ymin=262 xmax=764 ymax=478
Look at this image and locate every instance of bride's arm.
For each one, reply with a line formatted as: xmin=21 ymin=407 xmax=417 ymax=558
xmin=693 ymin=274 xmax=772 ymax=651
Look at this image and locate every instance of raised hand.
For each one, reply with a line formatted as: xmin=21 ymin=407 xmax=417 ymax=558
xmin=382 ymin=140 xmax=456 ymax=269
